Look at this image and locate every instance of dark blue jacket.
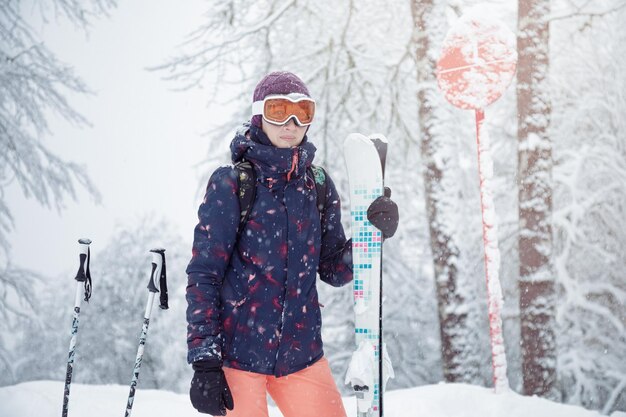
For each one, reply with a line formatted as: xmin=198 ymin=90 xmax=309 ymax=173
xmin=186 ymin=124 xmax=353 ymax=377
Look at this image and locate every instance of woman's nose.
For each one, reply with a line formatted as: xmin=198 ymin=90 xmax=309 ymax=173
xmin=283 ymin=117 xmax=297 ymax=128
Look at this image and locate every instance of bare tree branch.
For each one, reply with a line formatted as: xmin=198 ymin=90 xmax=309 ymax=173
xmin=549 ymin=2 xmax=626 ymax=23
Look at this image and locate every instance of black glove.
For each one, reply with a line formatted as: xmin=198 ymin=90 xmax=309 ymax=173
xmin=189 ymin=360 xmax=234 ymax=416
xmin=367 ymin=187 xmax=399 ymax=238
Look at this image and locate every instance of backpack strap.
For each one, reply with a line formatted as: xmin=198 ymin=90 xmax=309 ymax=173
xmin=234 ymin=161 xmax=256 ymax=237
xmin=309 ymin=165 xmax=327 ymax=214
xmin=235 ymin=161 xmax=328 ymax=239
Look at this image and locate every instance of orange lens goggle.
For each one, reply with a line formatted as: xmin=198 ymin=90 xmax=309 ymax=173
xmin=252 ymin=94 xmax=316 ymax=126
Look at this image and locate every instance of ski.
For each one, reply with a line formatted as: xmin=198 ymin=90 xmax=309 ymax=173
xmin=344 ymin=133 xmax=394 ymax=417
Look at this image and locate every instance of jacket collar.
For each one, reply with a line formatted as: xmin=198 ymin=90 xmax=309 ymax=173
xmin=230 ymin=123 xmax=316 ymax=183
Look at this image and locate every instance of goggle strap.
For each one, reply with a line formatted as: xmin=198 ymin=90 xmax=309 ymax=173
xmin=251 ymin=100 xmax=264 ymax=117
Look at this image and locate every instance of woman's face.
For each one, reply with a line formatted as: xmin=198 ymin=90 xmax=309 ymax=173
xmin=262 ymin=118 xmax=307 ymax=148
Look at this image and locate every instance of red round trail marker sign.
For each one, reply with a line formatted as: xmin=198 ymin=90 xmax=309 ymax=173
xmin=436 ymin=15 xmax=517 ymax=110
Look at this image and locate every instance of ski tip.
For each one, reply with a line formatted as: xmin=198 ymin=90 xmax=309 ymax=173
xmin=78 ymin=238 xmax=92 ymax=245
xmin=344 ymin=132 xmax=370 ymax=143
xmin=343 ymin=133 xmax=372 ymax=153
xmin=368 ymin=133 xmax=388 ymax=143
xmin=150 ymin=247 xmax=166 ymax=253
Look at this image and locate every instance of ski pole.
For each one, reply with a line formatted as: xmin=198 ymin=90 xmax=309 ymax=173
xmin=62 ymin=238 xmax=93 ymax=417
xmin=371 ymin=135 xmax=388 ymax=417
xmin=124 ymin=248 xmax=168 ymax=417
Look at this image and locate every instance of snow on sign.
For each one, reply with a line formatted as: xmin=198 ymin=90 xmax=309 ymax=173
xmin=436 ymin=15 xmax=517 ymax=110
xmin=436 ymin=14 xmax=518 ymax=395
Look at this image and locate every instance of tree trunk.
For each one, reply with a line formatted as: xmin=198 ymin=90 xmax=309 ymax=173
xmin=412 ymin=0 xmax=480 ymax=383
xmin=517 ymin=0 xmax=558 ymax=399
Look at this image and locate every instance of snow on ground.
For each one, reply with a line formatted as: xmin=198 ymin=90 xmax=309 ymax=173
xmin=2 ymin=380 xmax=623 ymax=417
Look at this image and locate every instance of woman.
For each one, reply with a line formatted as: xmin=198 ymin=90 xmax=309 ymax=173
xmin=186 ymin=71 xmax=398 ymax=417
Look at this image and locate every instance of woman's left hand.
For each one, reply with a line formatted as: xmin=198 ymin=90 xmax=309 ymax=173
xmin=367 ymin=187 xmax=399 ymax=239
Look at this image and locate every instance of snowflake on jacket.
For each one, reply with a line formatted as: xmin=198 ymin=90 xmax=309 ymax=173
xmin=186 ymin=123 xmax=353 ymax=377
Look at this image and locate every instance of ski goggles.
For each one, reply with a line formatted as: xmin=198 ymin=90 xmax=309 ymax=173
xmin=252 ymin=94 xmax=316 ymax=127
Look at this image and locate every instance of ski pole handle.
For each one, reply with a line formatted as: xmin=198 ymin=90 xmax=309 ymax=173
xmin=147 ymin=248 xmax=168 ymax=310
xmin=75 ymin=238 xmax=91 ymax=280
xmin=147 ymin=248 xmax=164 ymax=292
xmin=75 ymin=238 xmax=92 ymax=303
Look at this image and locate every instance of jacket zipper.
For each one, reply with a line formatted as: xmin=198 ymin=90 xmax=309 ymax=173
xmin=286 ymin=147 xmax=298 ymax=182
xmin=274 ymin=194 xmax=290 ymax=371
xmin=275 ymin=150 xmax=298 ymax=372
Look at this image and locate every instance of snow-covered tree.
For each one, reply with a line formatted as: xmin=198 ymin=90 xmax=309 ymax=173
xmin=0 ymin=263 xmax=43 ymax=383
xmin=516 ymin=0 xmax=558 ymax=399
xmin=0 ymin=0 xmax=113 ymax=385
xmin=412 ymin=0 xmax=486 ymax=384
xmin=0 ymin=0 xmax=112 ymax=249
xmin=550 ymin=0 xmax=626 ymax=412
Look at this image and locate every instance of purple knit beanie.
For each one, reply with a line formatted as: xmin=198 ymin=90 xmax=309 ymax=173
xmin=251 ymin=71 xmax=311 ymax=127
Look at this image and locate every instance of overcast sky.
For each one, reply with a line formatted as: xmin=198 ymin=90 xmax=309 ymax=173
xmin=7 ymin=1 xmax=230 ymax=277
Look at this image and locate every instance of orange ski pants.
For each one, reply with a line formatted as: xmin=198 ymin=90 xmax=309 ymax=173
xmin=222 ymin=357 xmax=347 ymax=417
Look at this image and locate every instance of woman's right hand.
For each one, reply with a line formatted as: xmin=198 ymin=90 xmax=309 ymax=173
xmin=189 ymin=360 xmax=234 ymax=416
